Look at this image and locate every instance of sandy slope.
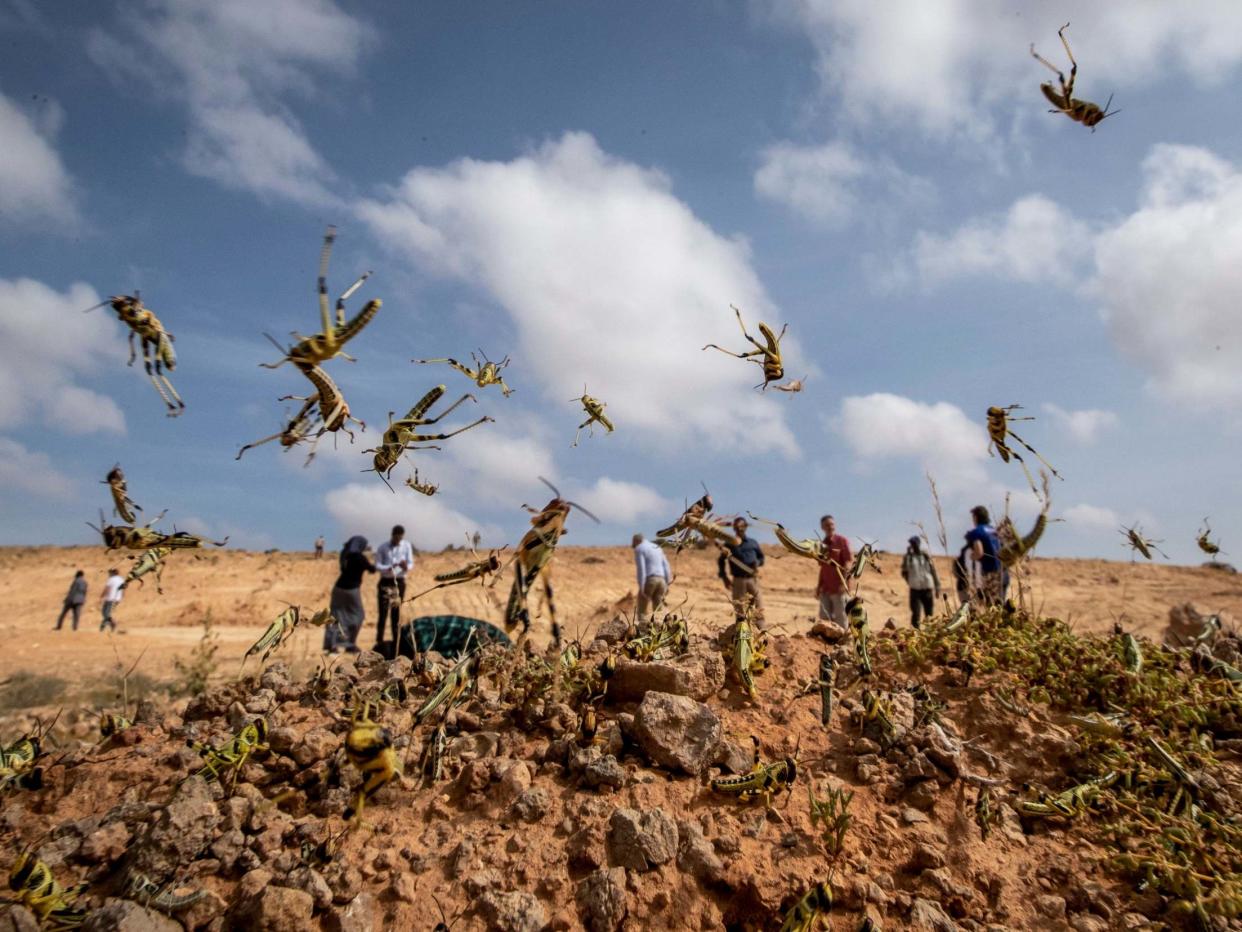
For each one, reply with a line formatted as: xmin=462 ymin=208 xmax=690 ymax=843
xmin=1 ymin=545 xmax=1238 ymax=692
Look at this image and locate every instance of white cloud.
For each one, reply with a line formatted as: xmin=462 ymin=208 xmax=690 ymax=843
xmin=0 ymin=88 xmax=78 ymax=226
xmin=176 ymin=514 xmax=274 ymax=551
xmin=1091 ymin=144 xmax=1242 ymax=410
xmin=88 ymin=0 xmax=371 ymax=205
xmin=442 ymin=423 xmax=560 ymax=506
xmin=0 ymin=278 xmax=127 ymax=434
xmin=754 ymin=139 xmax=933 ymax=227
xmin=1063 ymin=503 xmax=1120 ymax=533
xmin=358 ymin=132 xmax=799 ymax=456
xmin=836 ymin=393 xmax=989 ymax=494
xmin=1041 ymin=404 xmax=1119 ymax=444
xmin=0 ymin=437 xmax=74 ymax=499
xmin=777 ymin=1 xmax=1242 ymax=139
xmin=914 ymin=195 xmax=1090 ymax=286
xmin=570 ymin=477 xmax=670 ymax=526
xmin=324 ymin=482 xmax=502 ymax=552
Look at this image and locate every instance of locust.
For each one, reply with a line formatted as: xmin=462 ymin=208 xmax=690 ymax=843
xmin=817 ymin=655 xmax=834 ymax=726
xmin=102 ymin=464 xmax=141 ymax=524
xmin=859 ymin=689 xmax=896 ymax=748
xmin=127 ymin=873 xmax=206 ymax=914
xmin=702 ymin=304 xmax=786 ymax=391
xmin=405 ymin=544 xmax=506 ymax=604
xmin=975 ymin=786 xmax=993 ymax=838
xmin=8 ymin=850 xmax=88 ymax=929
xmin=657 ymin=488 xmax=714 ymax=544
xmin=624 ymin=612 xmax=690 ymax=662
xmin=1031 ymin=23 xmax=1120 ymax=130
xmin=98 ymin=711 xmax=132 ymax=740
xmin=236 ymin=395 xmax=322 ymax=462
xmin=710 ymin=735 xmax=798 ymax=808
xmin=414 ymin=645 xmax=480 ymax=726
xmin=405 ymin=468 xmax=438 ymax=496
xmin=504 ymin=478 xmax=599 ymax=646
xmin=943 ymin=600 xmax=971 ymax=633
xmin=748 ymin=513 xmax=832 ymax=565
xmin=570 ymin=387 xmax=613 ymax=447
xmin=240 ymin=606 xmax=334 ymax=673
xmin=779 ymin=881 xmax=833 ymax=931
xmin=86 ymin=292 xmax=184 ymax=416
xmin=277 ymin=363 xmax=366 ymax=453
xmin=847 ymin=540 xmax=880 ymax=582
xmin=1121 ymin=632 xmax=1143 ymax=675
xmin=724 ymin=612 xmax=768 ymax=700
xmin=121 ymin=545 xmax=173 ymax=593
xmin=88 ymin=511 xmax=227 ymax=551
xmin=342 ymin=703 xmax=400 ymax=823
xmin=1197 ymin=519 xmax=1224 ymax=560
xmin=1121 ymin=524 xmax=1167 ymax=561
xmin=262 ymin=225 xmax=381 ymax=370
xmin=413 ymin=349 xmax=514 ymax=397
xmin=772 ymin=375 xmax=807 ymax=394
xmin=847 ymin=597 xmax=872 ymax=676
xmin=1019 ymin=773 xmax=1115 ymax=819
xmin=187 ymin=719 xmax=269 ymax=788
xmin=418 ymin=721 xmax=448 ymax=786
xmin=986 ymin=405 xmax=1061 ymax=497
xmin=364 ymin=386 xmax=492 ymax=490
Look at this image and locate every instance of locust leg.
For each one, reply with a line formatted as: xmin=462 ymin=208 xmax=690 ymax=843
xmin=127 ymin=331 xmax=139 ymax=366
xmin=416 ymin=393 xmax=479 ymax=426
xmin=141 ymin=340 xmax=180 ymax=415
xmin=543 ymin=566 xmax=560 ymax=647
xmin=319 ymin=226 xmax=336 ymax=333
xmin=336 ymin=271 xmax=372 ymax=322
xmin=398 ymin=416 xmax=493 ymax=446
xmin=1003 ymin=428 xmax=1061 ymax=480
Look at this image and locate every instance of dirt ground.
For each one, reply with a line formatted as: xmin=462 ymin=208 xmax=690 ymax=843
xmin=2 ymin=544 xmax=1239 ymax=695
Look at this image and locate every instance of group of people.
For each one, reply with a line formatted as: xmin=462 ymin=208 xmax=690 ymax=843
xmin=630 ymin=506 xmax=1010 ymax=634
xmin=323 ymin=525 xmax=415 ymax=653
xmin=53 ymin=568 xmax=125 ymax=633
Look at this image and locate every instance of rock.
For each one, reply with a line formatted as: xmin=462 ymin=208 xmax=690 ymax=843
xmin=811 ymin=621 xmax=848 ymax=642
xmin=1035 ymin=894 xmax=1067 ymax=920
xmin=292 ymin=728 xmax=338 ymax=767
xmin=594 ymin=616 xmax=631 ymax=645
xmin=245 ymin=688 xmax=277 ymax=714
xmin=131 ymin=777 xmax=222 ymax=876
xmin=465 ymin=869 xmax=505 ymax=897
xmin=607 ymin=807 xmax=677 ymax=871
xmin=510 ymin=788 xmax=551 ymax=823
xmin=497 ymin=760 xmax=533 ymax=804
xmin=81 ymin=900 xmax=182 ymax=932
xmin=908 ymin=897 xmax=959 ymax=932
xmin=79 ymin=821 xmax=131 ymax=863
xmin=714 ymin=738 xmax=756 ymax=775
xmin=567 ymin=822 xmax=606 ymax=871
xmin=901 ymin=808 xmax=929 ymax=825
xmin=237 ymin=886 xmax=314 ymax=932
xmin=909 ymin=843 xmax=945 ymax=872
xmin=1070 ymin=915 xmax=1109 ymax=932
xmin=287 ymin=867 xmax=334 ymax=910
xmin=608 ymin=654 xmax=725 ymax=702
xmin=576 ymin=868 xmax=628 ymax=932
xmin=180 ymin=890 xmax=227 ymax=931
xmin=478 ymin=891 xmax=548 ymax=932
xmin=905 ymin=780 xmax=938 ymax=811
xmin=325 ymin=892 xmax=378 ymax=932
xmin=631 ymin=692 xmax=721 ymax=775
xmin=676 ymin=820 xmax=725 ymax=886
xmin=583 ymin=755 xmax=625 ymax=789
xmin=0 ymin=906 xmax=40 ymax=932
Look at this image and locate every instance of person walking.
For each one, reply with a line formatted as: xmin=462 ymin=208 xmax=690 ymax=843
xmin=326 ymin=536 xmax=376 ymax=652
xmin=814 ymin=514 xmax=852 ymax=637
xmin=632 ymin=534 xmax=671 ymax=619
xmin=374 ymin=525 xmax=414 ymax=649
xmin=901 ymin=537 xmax=941 ymax=629
xmin=966 ymin=506 xmax=1006 ymax=605
xmin=99 ymin=568 xmax=124 ymax=632
xmin=314 ymin=535 xmax=325 ymax=559
xmin=55 ymin=570 xmax=88 ymax=631
xmin=952 ymin=542 xmax=976 ymax=605
xmin=717 ymin=517 xmax=765 ymax=625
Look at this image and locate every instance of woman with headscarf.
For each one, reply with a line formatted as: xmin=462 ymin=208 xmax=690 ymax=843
xmin=326 ymin=536 xmax=376 ymax=652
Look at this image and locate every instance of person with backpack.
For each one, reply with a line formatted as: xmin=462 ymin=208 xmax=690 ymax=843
xmin=965 ymin=506 xmax=1006 ymax=605
xmin=901 ymin=537 xmax=941 ymax=628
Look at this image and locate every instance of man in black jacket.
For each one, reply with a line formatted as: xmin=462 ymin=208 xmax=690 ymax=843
xmin=717 ymin=516 xmax=765 ymax=626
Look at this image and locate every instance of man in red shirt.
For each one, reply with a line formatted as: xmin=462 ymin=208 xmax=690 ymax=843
xmin=815 ymin=515 xmax=852 ymax=636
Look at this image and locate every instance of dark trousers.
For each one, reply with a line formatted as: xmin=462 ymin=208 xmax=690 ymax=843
xmin=909 ymin=588 xmax=934 ymax=628
xmin=375 ymin=577 xmax=405 ymax=646
xmin=56 ymin=603 xmax=82 ymax=630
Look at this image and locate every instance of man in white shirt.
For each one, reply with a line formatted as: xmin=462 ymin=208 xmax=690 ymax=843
xmin=100 ymin=568 xmax=124 ymax=632
xmin=374 ymin=525 xmax=414 ymax=648
xmin=632 ymin=534 xmax=672 ymax=619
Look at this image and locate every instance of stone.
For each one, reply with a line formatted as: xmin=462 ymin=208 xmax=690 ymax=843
xmin=0 ymin=906 xmax=41 ymax=932
xmin=676 ymin=820 xmax=725 ymax=886
xmin=905 ymin=780 xmax=938 ymax=811
xmin=1035 ymin=894 xmax=1067 ymax=920
xmin=583 ymin=755 xmax=625 ymax=789
xmin=130 ymin=778 xmax=222 ymax=876
xmin=631 ymin=692 xmax=721 ymax=775
xmin=325 ymin=892 xmax=378 ymax=932
xmin=567 ymin=823 xmax=606 ymax=871
xmin=1070 ymin=915 xmax=1109 ymax=932
xmin=594 ymin=616 xmax=631 ymax=645
xmin=576 ymin=867 xmax=628 ymax=932
xmin=607 ymin=807 xmax=677 ymax=871
xmin=714 ymin=738 xmax=757 ymax=775
xmin=496 ymin=760 xmax=533 ymax=804
xmin=478 ymin=891 xmax=548 ymax=932
xmin=238 ymin=886 xmax=314 ymax=932
xmin=509 ymin=787 xmax=551 ymax=823
xmin=901 ymin=808 xmax=929 ymax=825
xmin=908 ymin=897 xmax=959 ymax=932
xmin=79 ymin=821 xmax=131 ymax=863
xmin=607 ymin=654 xmax=725 ymax=703
xmin=909 ymin=842 xmax=945 ymax=872
xmin=287 ymin=867 xmax=333 ymax=910
xmin=81 ymin=900 xmax=181 ymax=932
xmin=292 ymin=728 xmax=338 ymax=767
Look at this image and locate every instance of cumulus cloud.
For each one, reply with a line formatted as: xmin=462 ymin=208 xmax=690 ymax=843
xmin=1041 ymin=404 xmax=1118 ymax=444
xmin=776 ymin=1 xmax=1242 ymax=139
xmin=88 ymin=0 xmax=371 ymax=205
xmin=0 ymin=278 xmax=127 ymax=434
xmin=1091 ymin=144 xmax=1242 ymax=410
xmin=1063 ymin=503 xmax=1120 ymax=533
xmin=325 ymin=483 xmax=502 ymax=552
xmin=570 ymin=477 xmax=671 ymax=526
xmin=754 ymin=140 xmax=933 ymax=227
xmin=0 ymin=88 xmax=78 ymax=226
xmin=0 ymin=437 xmax=74 ymax=499
xmin=836 ymin=393 xmax=990 ymax=494
xmin=914 ymin=195 xmax=1091 ymax=286
xmin=357 ymin=132 xmax=799 ymax=455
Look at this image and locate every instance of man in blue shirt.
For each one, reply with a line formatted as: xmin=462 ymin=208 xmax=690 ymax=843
xmin=717 ymin=516 xmax=765 ymax=626
xmin=965 ymin=506 xmax=1006 ymax=605
xmin=632 ymin=534 xmax=672 ymax=619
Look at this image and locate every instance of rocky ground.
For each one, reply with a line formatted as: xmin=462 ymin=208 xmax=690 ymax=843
xmin=2 ymin=592 xmax=1240 ymax=931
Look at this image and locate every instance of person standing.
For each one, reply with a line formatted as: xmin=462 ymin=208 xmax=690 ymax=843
xmin=901 ymin=537 xmax=941 ymax=629
xmin=99 ymin=568 xmax=124 ymax=632
xmin=717 ymin=517 xmax=765 ymax=625
xmin=314 ymin=535 xmax=325 ymax=559
xmin=814 ymin=514 xmax=852 ymax=637
xmin=632 ymin=534 xmax=671 ymax=619
xmin=55 ymin=570 xmax=88 ymax=631
xmin=966 ymin=506 xmax=1006 ymax=605
xmin=374 ymin=525 xmax=414 ymax=649
xmin=327 ymin=537 xmax=376 ymax=652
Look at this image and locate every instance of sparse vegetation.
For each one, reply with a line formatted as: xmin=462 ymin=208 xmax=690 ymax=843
xmin=173 ymin=613 xmax=220 ymax=696
xmin=0 ymin=671 xmax=68 ymax=710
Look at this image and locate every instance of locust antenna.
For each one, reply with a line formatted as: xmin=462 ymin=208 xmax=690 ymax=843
xmin=538 ymin=476 xmax=561 ymax=499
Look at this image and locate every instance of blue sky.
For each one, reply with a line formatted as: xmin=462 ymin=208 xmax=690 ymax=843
xmin=1 ymin=0 xmax=1239 ymax=564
